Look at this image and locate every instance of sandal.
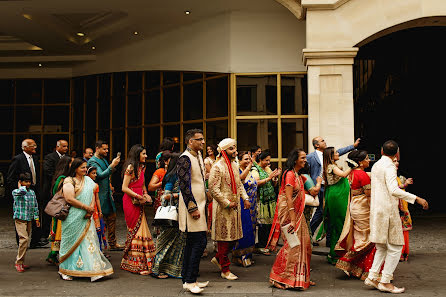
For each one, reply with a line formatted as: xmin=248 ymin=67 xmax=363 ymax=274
xmin=157 ymin=273 xmax=169 ymax=279
xmin=139 ymin=271 xmax=150 ymax=276
xmin=310 ymin=281 xmax=316 ymax=286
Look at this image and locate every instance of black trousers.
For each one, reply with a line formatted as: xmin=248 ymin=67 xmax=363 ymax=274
xmin=182 ymin=231 xmax=207 ymax=284
xmin=256 ymin=224 xmax=272 ymax=249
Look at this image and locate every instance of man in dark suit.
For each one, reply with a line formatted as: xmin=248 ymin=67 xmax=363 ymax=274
xmin=41 ymin=140 xmax=69 ymax=239
xmin=6 ymin=138 xmax=46 ymax=248
xmin=307 ymin=136 xmax=360 ymax=246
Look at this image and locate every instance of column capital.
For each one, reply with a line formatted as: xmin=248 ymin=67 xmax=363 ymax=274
xmin=303 ymin=48 xmax=358 ymax=66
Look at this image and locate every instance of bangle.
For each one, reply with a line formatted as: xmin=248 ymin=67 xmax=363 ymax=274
xmin=288 ymin=208 xmax=295 ymax=211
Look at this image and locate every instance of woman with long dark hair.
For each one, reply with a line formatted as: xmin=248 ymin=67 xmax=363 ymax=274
xmin=58 ymin=158 xmax=113 ymax=282
xmin=335 ymin=150 xmax=376 ymax=279
xmin=152 ymin=153 xmax=187 ymax=279
xmin=120 ymin=144 xmax=156 ymax=275
xmin=251 ymin=150 xmax=280 ymax=254
xmin=316 ymin=147 xmax=352 ymax=264
xmin=46 ymin=156 xmax=72 ymax=265
xmin=269 ymin=148 xmax=314 ymax=290
xmin=156 ymin=137 xmax=175 ymax=169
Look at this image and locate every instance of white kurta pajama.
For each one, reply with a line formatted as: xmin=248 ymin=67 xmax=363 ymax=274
xmin=368 ymin=156 xmax=417 ymax=283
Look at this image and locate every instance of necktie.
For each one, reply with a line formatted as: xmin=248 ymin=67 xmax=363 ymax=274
xmin=29 ymin=156 xmax=36 ymax=185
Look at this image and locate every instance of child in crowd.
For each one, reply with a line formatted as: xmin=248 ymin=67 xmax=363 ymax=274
xmin=87 ymin=167 xmax=109 ymax=256
xmin=12 ymin=173 xmax=40 ymax=273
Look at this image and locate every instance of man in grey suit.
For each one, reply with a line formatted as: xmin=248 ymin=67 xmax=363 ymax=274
xmin=307 ymin=136 xmax=360 ymax=246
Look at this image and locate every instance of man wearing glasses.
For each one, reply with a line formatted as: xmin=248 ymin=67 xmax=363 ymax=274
xmin=177 ymin=129 xmax=209 ymax=294
xmin=7 ymin=139 xmax=46 ymax=248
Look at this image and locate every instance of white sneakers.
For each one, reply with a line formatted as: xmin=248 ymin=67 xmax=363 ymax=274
xmin=221 ymin=272 xmax=238 ymax=280
xmin=183 ymin=281 xmax=209 ymax=294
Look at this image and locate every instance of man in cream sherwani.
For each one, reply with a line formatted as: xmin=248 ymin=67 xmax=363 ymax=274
xmin=365 ymin=140 xmax=428 ymax=294
xmin=208 ymin=138 xmax=250 ymax=281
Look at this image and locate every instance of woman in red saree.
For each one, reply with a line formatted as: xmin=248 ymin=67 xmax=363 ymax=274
xmin=335 ymin=150 xmax=376 ymax=280
xmin=121 ymin=144 xmax=156 ymax=275
xmin=269 ymin=148 xmax=314 ymax=290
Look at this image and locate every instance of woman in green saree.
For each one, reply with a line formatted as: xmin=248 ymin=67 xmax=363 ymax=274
xmin=251 ymin=150 xmax=281 ymax=255
xmin=317 ymin=147 xmax=352 ymax=264
xmin=58 ymin=158 xmax=113 ymax=282
xmin=46 ymin=156 xmax=72 ymax=265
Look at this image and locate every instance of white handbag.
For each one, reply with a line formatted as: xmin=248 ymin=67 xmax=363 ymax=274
xmin=153 ymin=196 xmax=178 ymax=226
xmin=305 ymin=194 xmax=320 ymax=207
xmin=281 ymin=223 xmax=301 ymax=248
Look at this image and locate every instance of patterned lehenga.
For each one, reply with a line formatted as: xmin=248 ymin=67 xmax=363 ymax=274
xmin=121 ymin=166 xmax=156 ymax=274
xmin=58 ymin=176 xmax=113 ymax=278
xmin=152 ymin=176 xmax=186 ymax=278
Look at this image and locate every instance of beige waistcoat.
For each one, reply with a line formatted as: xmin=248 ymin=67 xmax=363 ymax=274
xmin=178 ymin=149 xmax=208 ymax=233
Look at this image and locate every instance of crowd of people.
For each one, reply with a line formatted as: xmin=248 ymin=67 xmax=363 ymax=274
xmin=7 ymin=131 xmax=429 ymax=294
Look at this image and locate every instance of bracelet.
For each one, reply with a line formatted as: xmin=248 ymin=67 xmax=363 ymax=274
xmin=288 ymin=208 xmax=295 ymax=211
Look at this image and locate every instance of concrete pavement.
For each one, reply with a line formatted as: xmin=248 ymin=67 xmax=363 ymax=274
xmin=0 ymin=205 xmax=445 ymax=296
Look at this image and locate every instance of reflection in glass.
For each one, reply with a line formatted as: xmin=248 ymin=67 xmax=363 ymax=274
xmin=281 ymin=119 xmax=308 ymax=157
xmin=183 ymin=82 xmax=203 ymax=121
xmin=206 ymin=77 xmax=228 ymax=118
xmin=145 ymin=90 xmax=160 ymax=124
xmin=128 ymin=94 xmax=142 ymax=126
xmin=163 ymin=87 xmax=180 ymax=122
xmin=236 ymin=75 xmax=277 ymax=115
xmin=15 ymin=106 xmax=42 ymax=132
xmin=281 ymin=75 xmax=307 ymax=115
xmin=0 ymin=107 xmax=14 ymax=132
xmin=206 ymin=121 xmax=227 ymax=147
xmin=145 ymin=126 xmax=160 ymax=159
xmin=16 ymin=80 xmax=42 ymax=104
xmin=44 ymin=79 xmax=70 ymax=103
xmin=0 ymin=80 xmax=14 ymax=104
xmin=237 ymin=119 xmax=278 ymax=158
xmin=44 ymin=106 xmax=70 ymax=131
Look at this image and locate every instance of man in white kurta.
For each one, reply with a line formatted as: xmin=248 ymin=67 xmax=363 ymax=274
xmin=365 ymin=140 xmax=428 ymax=294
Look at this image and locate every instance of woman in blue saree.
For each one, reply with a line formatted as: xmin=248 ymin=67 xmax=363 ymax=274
xmin=232 ymin=151 xmax=257 ymax=267
xmin=58 ymin=158 xmax=113 ymax=282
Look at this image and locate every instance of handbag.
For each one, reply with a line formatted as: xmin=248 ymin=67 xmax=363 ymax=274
xmin=305 ymin=194 xmax=319 ymax=207
xmin=44 ymin=191 xmax=71 ymax=221
xmin=152 ymin=195 xmax=178 ymax=227
xmin=281 ymin=223 xmax=301 ymax=248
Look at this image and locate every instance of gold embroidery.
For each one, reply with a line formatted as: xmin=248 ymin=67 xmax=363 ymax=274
xmin=76 ymin=256 xmax=84 ymax=268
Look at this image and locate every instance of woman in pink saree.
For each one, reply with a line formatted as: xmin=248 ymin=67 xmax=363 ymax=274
xmin=120 ymin=144 xmax=156 ymax=275
xmin=269 ymin=148 xmax=314 ymax=290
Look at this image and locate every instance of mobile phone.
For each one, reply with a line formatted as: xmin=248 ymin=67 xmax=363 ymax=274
xmin=117 ymin=152 xmax=121 ymax=158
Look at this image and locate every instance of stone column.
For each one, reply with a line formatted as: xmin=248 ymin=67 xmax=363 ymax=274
xmin=303 ymin=48 xmax=358 ymax=151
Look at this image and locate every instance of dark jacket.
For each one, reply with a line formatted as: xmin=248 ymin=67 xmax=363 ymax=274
xmin=6 ymin=152 xmax=40 ymax=194
xmin=42 ymin=151 xmax=62 ymax=203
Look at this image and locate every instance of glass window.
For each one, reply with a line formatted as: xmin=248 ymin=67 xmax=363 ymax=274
xmin=145 ymin=71 xmax=160 ymax=89
xmin=183 ymin=82 xmax=203 ymax=121
xmin=206 ymin=120 xmax=228 ymax=147
xmin=43 ymin=106 xmax=70 ymax=132
xmin=128 ymin=94 xmax=142 ymax=127
xmin=281 ymin=119 xmax=308 ymax=157
xmin=0 ymin=80 xmax=15 ymax=104
xmin=112 ymin=129 xmax=125 ymax=158
xmin=237 ymin=119 xmax=278 ymax=158
xmin=15 ymin=106 xmax=42 ymax=132
xmin=42 ymin=134 xmax=69 ymax=156
xmin=281 ymin=75 xmax=307 ymax=115
xmin=16 ymin=80 xmax=42 ymax=104
xmin=112 ymin=96 xmax=125 ymax=129
xmin=144 ymin=126 xmax=160 ymax=160
xmin=85 ymin=77 xmax=97 ymax=148
xmin=0 ymin=135 xmax=13 ymax=160
xmin=128 ymin=72 xmax=142 ymax=93
xmin=72 ymin=78 xmax=84 ymax=148
xmin=206 ymin=76 xmax=228 ymax=118
xmin=163 ymin=71 xmax=180 ymax=85
xmin=163 ymin=125 xmax=180 ymax=152
xmin=145 ymin=90 xmax=160 ymax=124
xmin=127 ymin=128 xmax=142 ymax=149
xmin=113 ymin=72 xmax=126 ymax=96
xmin=236 ymin=75 xmax=277 ymax=116
xmin=183 ymin=123 xmax=203 ymax=142
xmin=163 ymin=87 xmax=180 ymax=123
xmin=184 ymin=72 xmax=203 ymax=81
xmin=0 ymin=106 xmax=14 ymax=132
xmin=44 ymin=79 xmax=70 ymax=104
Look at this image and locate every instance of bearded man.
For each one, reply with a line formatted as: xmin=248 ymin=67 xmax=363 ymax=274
xmin=208 ymin=138 xmax=250 ymax=280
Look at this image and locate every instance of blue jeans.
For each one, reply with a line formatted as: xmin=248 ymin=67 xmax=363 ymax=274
xmin=182 ymin=231 xmax=207 ymax=284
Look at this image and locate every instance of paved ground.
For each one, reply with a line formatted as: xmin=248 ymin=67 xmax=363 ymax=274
xmin=0 ymin=205 xmax=445 ymax=297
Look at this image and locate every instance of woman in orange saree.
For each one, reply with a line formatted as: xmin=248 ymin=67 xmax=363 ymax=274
xmin=269 ymin=148 xmax=314 ymax=290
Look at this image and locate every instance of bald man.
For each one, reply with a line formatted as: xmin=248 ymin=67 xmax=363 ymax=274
xmin=7 ymin=139 xmax=45 ymax=248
